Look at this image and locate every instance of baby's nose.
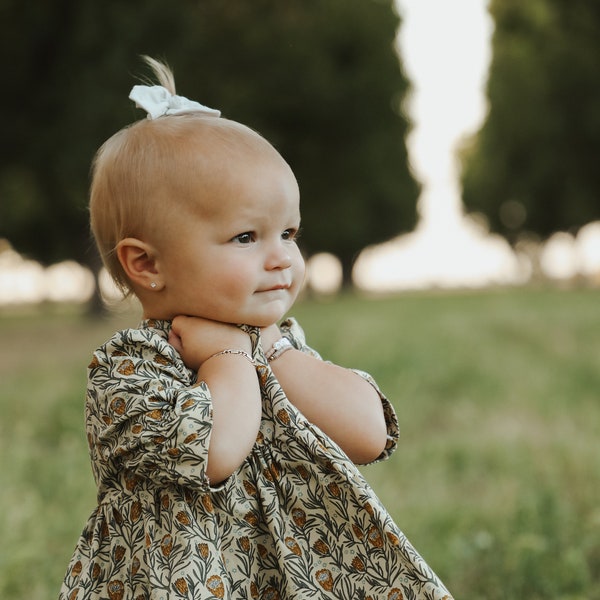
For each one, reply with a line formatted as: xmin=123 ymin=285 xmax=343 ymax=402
xmin=266 ymin=243 xmax=292 ymax=269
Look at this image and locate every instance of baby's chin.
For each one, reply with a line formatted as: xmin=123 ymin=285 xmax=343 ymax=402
xmin=243 ymin=316 xmax=284 ymax=329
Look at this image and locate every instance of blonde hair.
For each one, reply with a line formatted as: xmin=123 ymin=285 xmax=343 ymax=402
xmin=90 ymin=57 xmax=276 ymax=295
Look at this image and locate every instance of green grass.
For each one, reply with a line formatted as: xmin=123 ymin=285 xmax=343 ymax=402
xmin=1 ymin=288 xmax=599 ymax=599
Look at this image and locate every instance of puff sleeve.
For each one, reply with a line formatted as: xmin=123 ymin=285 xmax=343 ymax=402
xmin=86 ymin=325 xmax=216 ymax=494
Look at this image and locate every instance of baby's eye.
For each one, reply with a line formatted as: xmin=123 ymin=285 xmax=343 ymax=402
xmin=282 ymin=228 xmax=301 ymax=241
xmin=232 ymin=232 xmax=255 ymax=244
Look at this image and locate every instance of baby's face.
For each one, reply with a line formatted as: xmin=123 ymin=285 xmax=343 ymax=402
xmin=151 ymin=149 xmax=305 ymax=327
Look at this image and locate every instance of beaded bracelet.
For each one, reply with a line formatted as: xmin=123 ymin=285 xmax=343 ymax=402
xmin=204 ymin=348 xmax=256 ymax=366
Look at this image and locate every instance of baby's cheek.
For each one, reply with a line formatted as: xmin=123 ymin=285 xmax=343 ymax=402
xmin=293 ymin=255 xmax=307 ymax=287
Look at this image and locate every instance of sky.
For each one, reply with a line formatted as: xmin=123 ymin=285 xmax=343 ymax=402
xmin=396 ymin=0 xmax=493 ymax=223
xmin=352 ymin=0 xmax=530 ymax=291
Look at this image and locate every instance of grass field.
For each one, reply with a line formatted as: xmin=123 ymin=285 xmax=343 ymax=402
xmin=1 ymin=287 xmax=599 ymax=599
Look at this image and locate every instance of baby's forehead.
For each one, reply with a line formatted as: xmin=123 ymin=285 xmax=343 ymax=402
xmin=191 ymin=118 xmax=280 ymax=161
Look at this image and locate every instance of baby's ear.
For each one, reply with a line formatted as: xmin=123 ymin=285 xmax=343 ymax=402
xmin=116 ymin=238 xmax=162 ymax=291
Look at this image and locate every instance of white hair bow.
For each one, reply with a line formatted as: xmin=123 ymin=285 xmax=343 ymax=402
xmin=129 ymin=85 xmax=221 ymax=120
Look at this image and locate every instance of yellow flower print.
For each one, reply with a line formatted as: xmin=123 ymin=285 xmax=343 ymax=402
xmin=174 ymin=577 xmax=188 ymax=594
xmin=201 ymin=494 xmax=214 ymax=513
xmin=388 ymin=589 xmax=404 ymax=600
xmin=292 ymin=508 xmax=306 ymax=527
xmin=131 ymin=556 xmax=140 ymax=576
xmin=100 ymin=521 xmax=109 ymax=540
xmin=284 ymin=537 xmax=301 ymax=556
xmin=154 ymin=353 xmax=171 ymax=366
xmin=257 ymin=365 xmax=269 ymax=385
xmin=276 ymin=408 xmax=290 ymax=425
xmin=206 ymin=574 xmax=225 ymax=598
xmin=386 ymin=532 xmax=400 ymax=546
xmin=176 ymin=511 xmax=191 ymax=525
xmin=262 ymin=587 xmax=280 ymax=600
xmin=161 ymin=534 xmax=173 ymax=557
xmin=197 ymin=543 xmax=209 ymax=559
xmin=107 ymin=579 xmax=124 ymax=600
xmin=313 ymin=539 xmax=329 ymax=555
xmin=239 ymin=536 xmax=251 ymax=553
xmin=367 ymin=525 xmax=384 ymax=548
xmin=129 ymin=499 xmax=141 ymax=520
xmin=70 ymin=561 xmax=82 ymax=576
xmin=244 ymin=511 xmax=259 ymax=526
xmin=125 ymin=473 xmax=141 ymax=492
xmin=243 ymin=480 xmax=258 ymax=497
xmin=295 ymin=465 xmax=310 ymax=480
xmin=117 ymin=360 xmax=135 ymax=376
xmin=110 ymin=397 xmax=126 ymax=415
xmin=327 ymin=482 xmax=340 ymax=497
xmin=181 ymin=398 xmax=195 ymax=410
xmin=315 ymin=568 xmax=334 ymax=591
xmin=351 ymin=556 xmax=365 ymax=571
xmin=269 ymin=462 xmax=280 ymax=480
xmin=112 ymin=545 xmax=126 ymax=562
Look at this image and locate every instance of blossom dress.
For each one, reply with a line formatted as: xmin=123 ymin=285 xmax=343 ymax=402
xmin=60 ymin=318 xmax=453 ymax=600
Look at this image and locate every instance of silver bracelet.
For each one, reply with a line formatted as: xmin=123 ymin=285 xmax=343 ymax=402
xmin=265 ymin=337 xmax=293 ymax=362
xmin=204 ymin=348 xmax=255 ymax=366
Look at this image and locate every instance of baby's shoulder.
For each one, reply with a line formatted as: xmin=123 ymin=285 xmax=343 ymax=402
xmin=91 ymin=321 xmax=179 ymax=371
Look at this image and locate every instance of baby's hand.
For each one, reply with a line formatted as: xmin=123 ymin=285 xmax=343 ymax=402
xmin=169 ymin=316 xmax=252 ymax=371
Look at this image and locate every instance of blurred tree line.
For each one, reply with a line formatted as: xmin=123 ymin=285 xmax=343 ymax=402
xmin=0 ymin=0 xmax=418 ymax=300
xmin=461 ymin=0 xmax=600 ymax=244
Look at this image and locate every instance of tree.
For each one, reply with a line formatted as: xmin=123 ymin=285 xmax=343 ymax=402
xmin=0 ymin=0 xmax=418 ymax=297
xmin=460 ymin=0 xmax=600 ymax=243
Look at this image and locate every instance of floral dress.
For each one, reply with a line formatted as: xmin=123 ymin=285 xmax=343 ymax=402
xmin=60 ymin=318 xmax=453 ymax=600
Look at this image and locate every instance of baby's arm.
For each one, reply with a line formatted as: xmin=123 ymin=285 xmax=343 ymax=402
xmin=261 ymin=324 xmax=388 ymax=464
xmin=169 ymin=316 xmax=261 ymax=485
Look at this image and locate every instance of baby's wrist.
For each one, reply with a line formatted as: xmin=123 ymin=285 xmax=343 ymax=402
xmin=265 ymin=336 xmax=293 ymax=362
xmin=208 ymin=327 xmax=252 ymax=358
xmin=202 ymin=348 xmax=256 ymax=367
xmin=260 ymin=324 xmax=282 ymax=350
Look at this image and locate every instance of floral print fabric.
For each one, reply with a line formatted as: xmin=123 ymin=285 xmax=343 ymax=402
xmin=60 ymin=318 xmax=452 ymax=600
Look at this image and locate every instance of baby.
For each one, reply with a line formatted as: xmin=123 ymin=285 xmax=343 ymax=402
xmin=59 ymin=57 xmax=453 ymax=600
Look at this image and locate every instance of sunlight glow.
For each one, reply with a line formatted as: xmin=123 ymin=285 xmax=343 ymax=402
xmin=307 ymin=253 xmax=343 ymax=294
xmin=351 ymin=0 xmax=530 ymax=292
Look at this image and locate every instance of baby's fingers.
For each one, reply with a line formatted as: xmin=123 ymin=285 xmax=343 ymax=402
xmin=167 ymin=329 xmax=183 ymax=353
